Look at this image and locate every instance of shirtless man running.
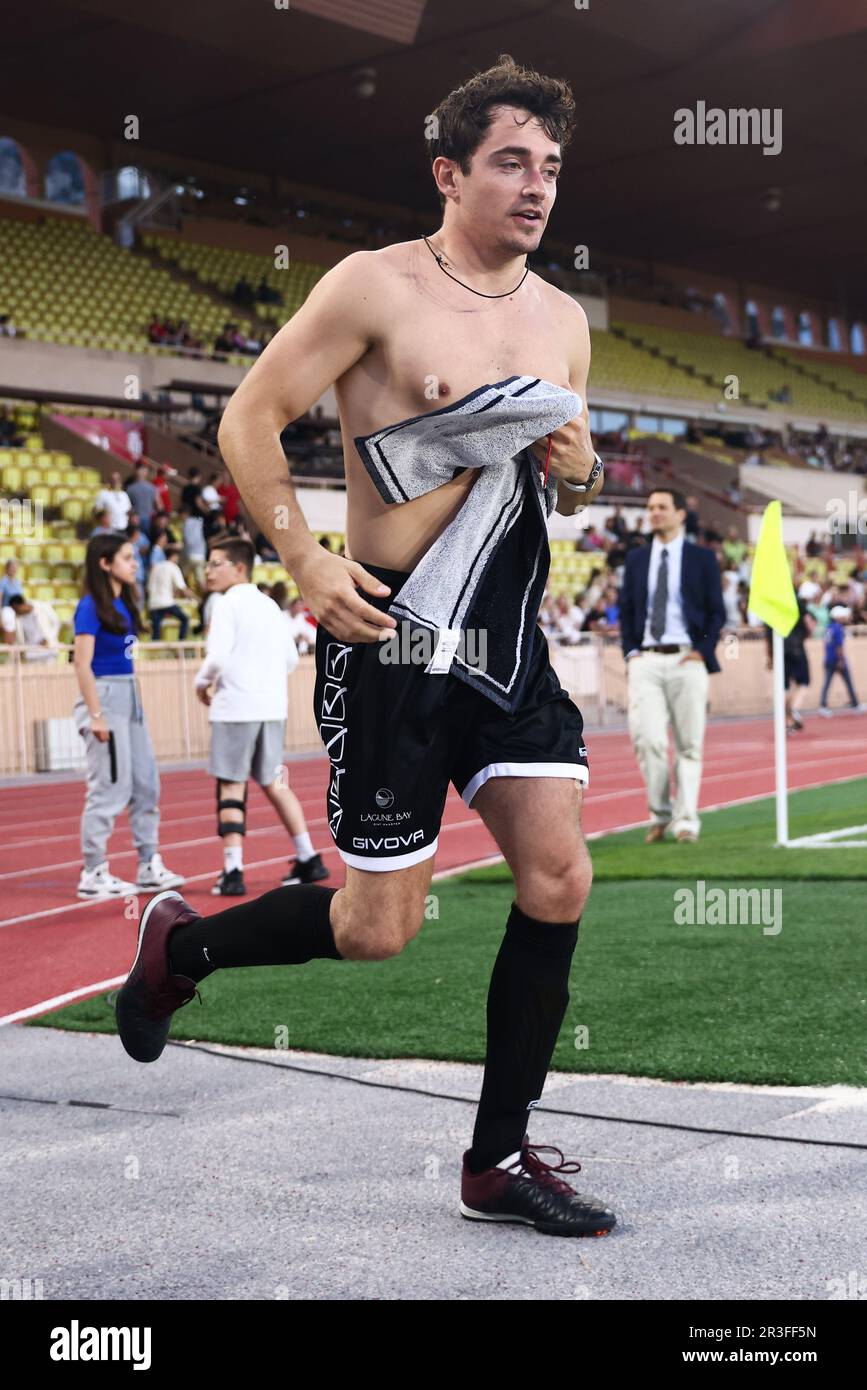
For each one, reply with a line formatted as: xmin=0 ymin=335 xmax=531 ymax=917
xmin=116 ymin=54 xmax=616 ymax=1239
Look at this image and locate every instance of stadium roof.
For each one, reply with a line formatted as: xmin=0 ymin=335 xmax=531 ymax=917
xmin=4 ymin=0 xmax=867 ymax=308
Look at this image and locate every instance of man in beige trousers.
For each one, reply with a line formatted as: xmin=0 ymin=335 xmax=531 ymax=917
xmin=619 ymin=489 xmax=726 ymax=842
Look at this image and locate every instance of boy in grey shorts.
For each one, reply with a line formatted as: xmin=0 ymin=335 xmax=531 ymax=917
xmin=195 ymin=534 xmax=329 ymax=895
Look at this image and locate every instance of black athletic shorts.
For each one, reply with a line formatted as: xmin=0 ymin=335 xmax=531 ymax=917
xmin=313 ymin=561 xmax=589 ymax=872
xmin=784 ymin=651 xmax=810 ymax=687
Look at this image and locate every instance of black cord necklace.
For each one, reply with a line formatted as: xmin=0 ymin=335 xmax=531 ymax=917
xmin=421 ymin=234 xmax=529 ymax=299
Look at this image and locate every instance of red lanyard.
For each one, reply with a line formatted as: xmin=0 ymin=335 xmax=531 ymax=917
xmin=542 ymin=433 xmax=553 ymax=486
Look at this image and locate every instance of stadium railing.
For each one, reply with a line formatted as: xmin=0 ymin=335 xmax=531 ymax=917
xmin=2 ymin=631 xmax=864 ymax=777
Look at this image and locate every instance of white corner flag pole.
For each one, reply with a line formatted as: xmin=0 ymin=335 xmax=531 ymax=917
xmin=772 ymin=627 xmax=789 ymax=845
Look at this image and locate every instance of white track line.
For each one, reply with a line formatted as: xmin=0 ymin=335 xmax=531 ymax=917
xmin=0 ymin=977 xmax=127 ymax=1026
xmin=0 ymin=817 xmax=482 ymax=930
xmin=6 ymin=773 xmax=863 ymax=1025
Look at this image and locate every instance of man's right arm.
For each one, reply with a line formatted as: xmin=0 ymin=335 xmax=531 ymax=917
xmin=217 ymin=251 xmax=396 ymax=644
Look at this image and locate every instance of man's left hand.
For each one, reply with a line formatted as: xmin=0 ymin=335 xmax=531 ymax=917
xmin=529 ymin=415 xmax=595 ymax=485
xmin=679 ymin=650 xmax=705 ymax=665
xmin=195 ymin=684 xmax=212 ymax=706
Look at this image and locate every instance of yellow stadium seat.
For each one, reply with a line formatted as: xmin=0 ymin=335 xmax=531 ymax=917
xmin=65 ymin=541 xmax=86 ymax=564
xmin=61 ymin=499 xmax=85 ymax=522
xmin=1 ymin=465 xmax=23 ymax=491
xmin=30 ymin=583 xmax=55 ymax=602
xmin=24 ymin=562 xmax=49 ymax=580
xmin=29 ymin=484 xmax=51 ymax=505
xmin=43 ymin=542 xmax=65 ymax=565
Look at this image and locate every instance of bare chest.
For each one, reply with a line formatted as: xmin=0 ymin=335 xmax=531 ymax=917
xmin=336 ymin=265 xmax=574 ymax=443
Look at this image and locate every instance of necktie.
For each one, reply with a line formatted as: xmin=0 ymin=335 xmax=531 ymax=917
xmin=650 ymin=548 xmax=669 ymax=642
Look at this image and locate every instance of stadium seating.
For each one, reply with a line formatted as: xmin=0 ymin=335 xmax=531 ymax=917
xmin=1 ymin=405 xmax=346 ymax=639
xmin=611 ymin=322 xmax=867 ymax=420
xmin=0 ymin=217 xmax=256 ymax=362
xmin=141 ymin=233 xmax=327 ymax=329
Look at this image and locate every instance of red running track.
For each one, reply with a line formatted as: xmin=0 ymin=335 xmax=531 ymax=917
xmin=1 ymin=712 xmax=865 ymax=1023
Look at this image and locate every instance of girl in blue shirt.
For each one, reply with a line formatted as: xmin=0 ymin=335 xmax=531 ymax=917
xmin=73 ymin=533 xmax=185 ymax=900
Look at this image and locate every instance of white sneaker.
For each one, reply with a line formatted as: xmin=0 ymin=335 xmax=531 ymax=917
xmin=77 ymin=863 xmax=138 ymax=899
xmin=818 ymin=707 xmax=832 ymax=718
xmin=136 ymin=852 xmax=186 ymax=890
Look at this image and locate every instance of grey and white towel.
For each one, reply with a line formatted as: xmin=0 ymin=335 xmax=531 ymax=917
xmin=354 ymin=375 xmax=582 ymax=712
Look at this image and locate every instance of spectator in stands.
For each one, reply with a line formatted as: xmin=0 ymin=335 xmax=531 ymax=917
xmin=217 ymin=468 xmax=241 ymax=525
xmin=72 ymin=533 xmax=185 ymax=900
xmin=605 ymin=506 xmax=628 ymax=541
xmin=149 ymin=508 xmax=177 ymax=546
xmin=181 ymin=467 xmax=208 ymax=518
xmin=232 ymin=277 xmax=255 ymax=308
xmin=181 ymin=506 xmax=207 ymax=589
xmin=625 ymin=515 xmax=648 ymax=551
xmin=95 ymin=470 xmax=132 ymax=532
xmin=90 ymin=508 xmax=115 ymax=538
xmin=684 ymin=495 xmax=701 ymax=544
xmin=127 ymin=518 xmax=150 ymax=592
xmin=720 ymin=572 xmax=742 ymax=630
xmin=1 ymin=593 xmax=61 ymax=660
xmin=147 ymin=542 xmax=193 ymax=640
xmin=283 ymin=595 xmax=318 ymax=654
xmin=126 ymin=462 xmax=157 ymax=536
xmin=820 ymin=607 xmax=863 ymax=714
xmin=722 ymin=527 xmax=748 ymax=569
xmin=0 ymin=406 xmax=25 ymax=447
xmin=255 ymin=530 xmax=280 ymax=563
xmin=0 ymin=313 xmax=24 ymax=339
xmin=204 ymin=505 xmax=226 ymax=543
xmin=215 ymin=323 xmax=235 ymax=354
xmin=153 ymin=465 xmax=174 ymax=515
xmin=602 ymin=585 xmax=620 ymax=630
xmin=725 ymin=481 xmax=741 ymax=507
xmin=201 ymin=471 xmax=222 ymax=513
xmin=1 ymin=558 xmax=23 ymax=607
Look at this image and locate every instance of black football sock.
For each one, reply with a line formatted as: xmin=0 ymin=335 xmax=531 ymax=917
xmin=168 ymin=884 xmax=342 ymax=983
xmin=468 ymin=902 xmax=580 ymax=1174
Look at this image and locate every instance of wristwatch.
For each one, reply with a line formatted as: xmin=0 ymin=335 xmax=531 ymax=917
xmin=559 ymin=452 xmax=604 ymax=494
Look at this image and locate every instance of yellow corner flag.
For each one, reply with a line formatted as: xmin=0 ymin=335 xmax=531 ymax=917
xmin=748 ymin=501 xmax=799 ymax=636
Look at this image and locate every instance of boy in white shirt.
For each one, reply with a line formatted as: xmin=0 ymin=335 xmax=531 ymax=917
xmin=195 ymin=534 xmax=328 ymax=895
xmin=147 ymin=543 xmax=193 ymax=639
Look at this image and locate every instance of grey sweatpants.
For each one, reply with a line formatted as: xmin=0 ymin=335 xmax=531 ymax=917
xmin=73 ymin=676 xmax=160 ymax=870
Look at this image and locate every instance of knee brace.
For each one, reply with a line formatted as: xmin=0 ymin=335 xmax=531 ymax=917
xmin=217 ymin=781 xmax=248 ymax=837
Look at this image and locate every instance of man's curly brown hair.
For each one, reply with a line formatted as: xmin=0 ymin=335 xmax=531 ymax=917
xmin=426 ymin=54 xmax=576 ymax=210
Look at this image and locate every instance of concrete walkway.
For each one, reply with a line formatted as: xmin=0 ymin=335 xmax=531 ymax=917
xmin=2 ymin=1026 xmax=864 ymax=1301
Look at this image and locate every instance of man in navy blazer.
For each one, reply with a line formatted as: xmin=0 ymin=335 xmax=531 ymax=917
xmin=620 ymin=489 xmax=725 ymax=842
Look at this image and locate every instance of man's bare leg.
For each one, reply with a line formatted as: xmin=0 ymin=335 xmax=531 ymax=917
xmin=168 ymin=855 xmax=434 ymax=976
xmin=464 ymin=776 xmax=591 ymax=1171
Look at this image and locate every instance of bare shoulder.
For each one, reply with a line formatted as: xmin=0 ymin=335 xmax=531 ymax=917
xmin=541 ymin=279 xmax=590 ymax=337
